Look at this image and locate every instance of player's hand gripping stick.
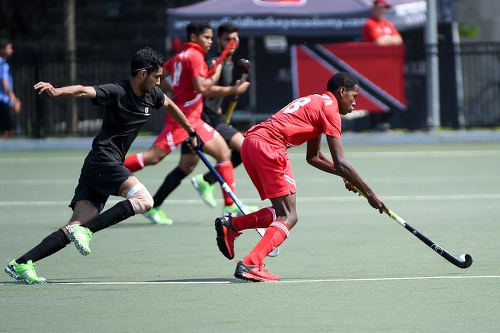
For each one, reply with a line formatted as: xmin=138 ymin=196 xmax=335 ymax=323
xmin=354 ymin=189 xmax=472 ymax=269
xmin=206 ymin=37 xmax=239 ymax=78
xmin=224 ymin=59 xmax=250 ymax=124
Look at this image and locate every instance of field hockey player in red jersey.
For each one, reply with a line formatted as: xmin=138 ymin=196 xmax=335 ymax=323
xmin=214 ymin=72 xmax=388 ymax=282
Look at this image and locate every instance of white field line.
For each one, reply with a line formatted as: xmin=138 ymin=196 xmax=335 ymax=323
xmin=1 ymin=193 xmax=500 ymax=207
xmin=1 ymin=275 xmax=499 ymax=286
xmin=1 ymin=150 xmax=499 ymax=164
xmin=1 ymin=175 xmax=494 ymax=185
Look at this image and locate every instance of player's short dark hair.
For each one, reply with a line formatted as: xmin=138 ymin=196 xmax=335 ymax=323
xmin=327 ymin=72 xmax=359 ymax=93
xmin=130 ymin=47 xmax=164 ymax=76
xmin=0 ymin=38 xmax=11 ymax=50
xmin=217 ymin=22 xmax=238 ymax=37
xmin=186 ymin=21 xmax=211 ymax=40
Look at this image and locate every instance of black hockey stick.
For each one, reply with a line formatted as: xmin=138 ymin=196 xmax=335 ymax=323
xmin=356 ymin=190 xmax=473 ymax=269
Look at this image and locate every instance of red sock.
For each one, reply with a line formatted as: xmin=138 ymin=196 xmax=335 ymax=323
xmin=124 ymin=153 xmax=144 ymax=172
xmin=243 ymin=220 xmax=289 ymax=266
xmin=232 ymin=207 xmax=275 ymax=231
xmin=215 ymin=161 xmax=235 ymax=206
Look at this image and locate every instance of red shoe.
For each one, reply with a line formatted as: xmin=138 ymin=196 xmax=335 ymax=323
xmin=215 ymin=215 xmax=242 ymax=260
xmin=234 ymin=260 xmax=280 ymax=282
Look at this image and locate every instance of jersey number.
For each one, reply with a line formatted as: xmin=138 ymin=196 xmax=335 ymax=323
xmin=282 ymin=97 xmax=312 ymax=114
xmin=172 ymin=61 xmax=182 ymax=86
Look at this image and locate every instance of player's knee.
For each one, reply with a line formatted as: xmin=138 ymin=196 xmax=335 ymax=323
xmin=287 ymin=216 xmax=298 ymax=229
xmin=144 ymin=149 xmax=167 ymax=165
xmin=147 ymin=155 xmax=162 ymax=165
xmin=126 ymin=183 xmax=153 ymax=214
xmin=221 ymin=147 xmax=231 ymax=161
xmin=180 ymin=163 xmax=196 ymax=174
xmin=142 ymin=193 xmax=154 ymax=212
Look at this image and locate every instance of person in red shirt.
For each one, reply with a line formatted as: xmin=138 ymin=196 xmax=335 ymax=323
xmin=124 ymin=21 xmax=244 ymax=224
xmin=363 ymin=0 xmax=403 ymax=46
xmin=214 ymin=72 xmax=388 ymax=282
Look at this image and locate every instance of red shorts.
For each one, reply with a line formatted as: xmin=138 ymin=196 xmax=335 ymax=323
xmin=241 ymin=135 xmax=296 ymax=200
xmin=153 ymin=119 xmax=217 ymax=153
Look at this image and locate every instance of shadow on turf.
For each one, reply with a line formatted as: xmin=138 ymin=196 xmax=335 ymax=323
xmin=114 ymin=221 xmax=207 ymax=228
xmin=146 ymin=277 xmax=246 ymax=283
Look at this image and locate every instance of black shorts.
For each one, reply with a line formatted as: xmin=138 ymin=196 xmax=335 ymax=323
xmin=69 ymin=152 xmax=133 ymax=212
xmin=180 ymin=123 xmax=239 ymax=154
xmin=0 ymin=102 xmax=14 ymax=132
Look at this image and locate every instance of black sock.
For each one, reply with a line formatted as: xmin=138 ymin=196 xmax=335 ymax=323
xmin=231 ymin=150 xmax=242 ymax=169
xmin=203 ymin=151 xmax=242 ymax=185
xmin=153 ymin=166 xmax=187 ymax=207
xmin=81 ymin=200 xmax=135 ymax=233
xmin=16 ymin=229 xmax=70 ymax=264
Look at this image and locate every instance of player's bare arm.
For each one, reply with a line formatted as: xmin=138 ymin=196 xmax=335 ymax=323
xmin=305 ymin=136 xmax=366 ymax=193
xmin=162 ymin=93 xmax=198 ymax=147
xmin=375 ymin=34 xmax=403 ymax=46
xmin=159 ymin=69 xmax=173 ymax=92
xmin=34 ymin=82 xmax=96 ymax=98
xmin=2 ymin=77 xmax=21 ymax=112
xmin=204 ymin=79 xmax=250 ymax=98
xmin=192 ymin=62 xmax=222 ymax=94
xmin=306 ymin=135 xmax=340 ymax=174
xmin=326 ymin=135 xmax=387 ymax=213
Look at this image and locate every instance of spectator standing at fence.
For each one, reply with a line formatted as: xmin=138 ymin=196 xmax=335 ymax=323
xmin=4 ymin=47 xmax=199 ymax=284
xmin=362 ymin=0 xmax=403 ymax=46
xmin=0 ymin=39 xmax=21 ymax=138
xmin=362 ymin=0 xmax=402 ymax=131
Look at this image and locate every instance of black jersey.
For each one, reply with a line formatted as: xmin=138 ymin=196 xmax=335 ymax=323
xmin=202 ymin=59 xmax=233 ymax=127
xmin=90 ymin=80 xmax=165 ymax=162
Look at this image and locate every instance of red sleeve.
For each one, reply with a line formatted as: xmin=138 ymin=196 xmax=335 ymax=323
xmin=319 ymin=101 xmax=342 ymax=138
xmin=363 ymin=19 xmax=376 ymax=42
xmin=385 ymin=20 xmax=401 ymax=37
xmin=191 ymin=52 xmax=207 ymax=78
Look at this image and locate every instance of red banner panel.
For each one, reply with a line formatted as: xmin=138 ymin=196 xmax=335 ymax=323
xmin=291 ymin=42 xmax=406 ymax=113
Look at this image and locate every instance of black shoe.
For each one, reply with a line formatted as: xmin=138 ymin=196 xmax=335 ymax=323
xmin=215 ymin=216 xmax=241 ymax=260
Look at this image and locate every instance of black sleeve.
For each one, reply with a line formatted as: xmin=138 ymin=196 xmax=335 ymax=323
xmin=92 ymin=83 xmax=124 ymax=106
xmin=152 ymin=86 xmax=165 ymax=109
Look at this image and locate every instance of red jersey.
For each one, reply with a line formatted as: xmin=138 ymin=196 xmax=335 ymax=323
xmin=245 ymin=92 xmax=341 ymax=148
xmin=163 ymin=42 xmax=207 ymax=127
xmin=362 ymin=17 xmax=400 ymax=43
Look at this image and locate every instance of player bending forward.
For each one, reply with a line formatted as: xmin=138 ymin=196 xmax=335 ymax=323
xmin=214 ymin=72 xmax=388 ymax=282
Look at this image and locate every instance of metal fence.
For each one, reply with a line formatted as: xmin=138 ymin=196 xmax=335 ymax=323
xmin=7 ymin=41 xmax=500 ymax=137
xmin=460 ymin=42 xmax=500 ymax=127
xmin=10 ymin=52 xmax=166 ymax=138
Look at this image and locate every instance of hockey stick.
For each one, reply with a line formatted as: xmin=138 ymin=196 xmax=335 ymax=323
xmin=194 ymin=148 xmax=279 ymax=257
xmin=356 ymin=189 xmax=472 ymax=269
xmin=206 ymin=37 xmax=239 ymax=78
xmin=224 ymin=59 xmax=250 ymax=124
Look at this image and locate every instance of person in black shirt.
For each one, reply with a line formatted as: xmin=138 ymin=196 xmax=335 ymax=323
xmin=4 ymin=47 xmax=198 ymax=284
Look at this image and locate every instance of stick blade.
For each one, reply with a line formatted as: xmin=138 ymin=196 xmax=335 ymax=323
xmin=458 ymin=254 xmax=473 ymax=269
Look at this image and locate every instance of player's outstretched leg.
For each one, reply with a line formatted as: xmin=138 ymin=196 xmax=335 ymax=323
xmin=233 ymin=260 xmax=279 ymax=282
xmin=234 ymin=220 xmax=289 ymax=282
xmin=4 ymin=228 xmax=71 ymax=284
xmin=214 ymin=208 xmax=275 ymax=260
xmin=191 ymin=174 xmax=217 ymax=208
xmin=65 ymin=225 xmax=93 ymax=256
xmin=214 ymin=215 xmax=242 ymax=260
xmin=5 ymin=260 xmax=46 ymax=284
xmin=143 ymin=206 xmax=173 ymax=225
